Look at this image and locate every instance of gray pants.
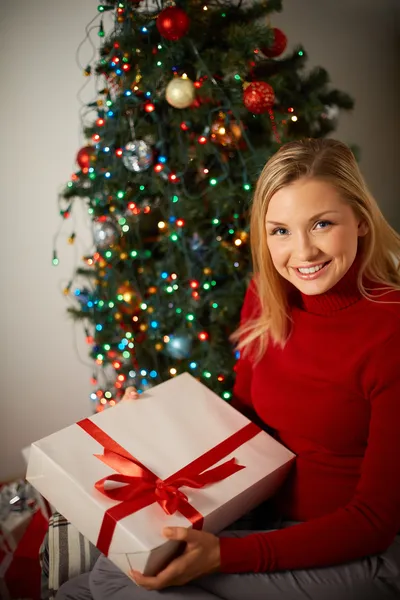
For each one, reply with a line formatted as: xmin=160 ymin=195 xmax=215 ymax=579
xmin=56 ymin=522 xmax=400 ymax=600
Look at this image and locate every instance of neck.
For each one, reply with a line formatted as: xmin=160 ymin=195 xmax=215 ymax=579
xmin=297 ymin=258 xmax=362 ymax=315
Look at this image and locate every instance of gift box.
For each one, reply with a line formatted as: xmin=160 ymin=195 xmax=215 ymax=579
xmin=0 ymin=509 xmax=48 ymax=600
xmin=27 ymin=373 xmax=294 ymax=578
xmin=0 ymin=480 xmax=37 ymax=553
xmin=0 ymin=511 xmax=32 ymax=553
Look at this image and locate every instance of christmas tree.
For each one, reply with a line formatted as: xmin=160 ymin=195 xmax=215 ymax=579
xmin=56 ymin=0 xmax=353 ymax=410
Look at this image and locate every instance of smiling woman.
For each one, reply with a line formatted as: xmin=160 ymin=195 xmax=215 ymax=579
xmin=233 ymin=138 xmax=400 ymax=361
xmin=57 ymin=139 xmax=400 ymax=600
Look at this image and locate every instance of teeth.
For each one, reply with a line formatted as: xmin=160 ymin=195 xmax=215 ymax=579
xmin=298 ymin=263 xmax=325 ymax=274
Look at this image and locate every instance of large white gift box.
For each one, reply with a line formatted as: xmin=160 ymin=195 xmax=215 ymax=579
xmin=27 ymin=372 xmax=294 ymax=577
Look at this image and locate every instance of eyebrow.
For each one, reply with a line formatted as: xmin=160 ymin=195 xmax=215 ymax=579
xmin=266 ymin=210 xmax=341 ymax=226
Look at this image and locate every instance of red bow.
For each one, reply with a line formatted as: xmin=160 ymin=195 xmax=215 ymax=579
xmin=77 ymin=418 xmax=261 ymax=555
xmin=94 ymin=447 xmax=244 ymax=516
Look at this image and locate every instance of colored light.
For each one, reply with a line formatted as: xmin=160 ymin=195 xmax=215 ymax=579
xmin=189 ymin=362 xmax=197 ymax=369
xmin=176 ymin=219 xmax=184 ymax=227
xmin=190 ymin=280 xmax=199 ymax=289
xmin=96 ymin=118 xmax=105 ymax=126
xmin=170 ymin=368 xmax=177 ymax=375
xmin=145 ymin=102 xmax=155 ymax=113
xmin=198 ymin=136 xmax=207 ymax=144
xmin=223 ymin=392 xmax=232 ymax=400
xmin=210 ymin=178 xmax=217 ymax=186
xmin=198 ymin=331 xmax=208 ymax=341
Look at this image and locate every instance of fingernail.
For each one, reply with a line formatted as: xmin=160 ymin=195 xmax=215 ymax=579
xmin=130 ymin=392 xmax=137 ymax=397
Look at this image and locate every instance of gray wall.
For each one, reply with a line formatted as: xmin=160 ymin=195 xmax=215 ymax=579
xmin=273 ymin=0 xmax=400 ymax=229
xmin=0 ymin=0 xmax=399 ymax=482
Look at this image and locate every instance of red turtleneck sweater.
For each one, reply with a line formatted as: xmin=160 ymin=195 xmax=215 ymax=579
xmin=219 ymin=262 xmax=400 ymax=573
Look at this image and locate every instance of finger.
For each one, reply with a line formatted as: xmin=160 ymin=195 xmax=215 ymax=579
xmin=162 ymin=526 xmax=190 ymax=541
xmin=131 ymin=554 xmax=189 ymax=590
xmin=124 ymin=386 xmax=139 ymax=399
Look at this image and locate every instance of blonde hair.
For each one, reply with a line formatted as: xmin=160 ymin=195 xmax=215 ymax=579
xmin=233 ymin=138 xmax=400 ymax=362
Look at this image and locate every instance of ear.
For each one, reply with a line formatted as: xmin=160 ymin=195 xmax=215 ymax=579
xmin=357 ymin=220 xmax=369 ymax=237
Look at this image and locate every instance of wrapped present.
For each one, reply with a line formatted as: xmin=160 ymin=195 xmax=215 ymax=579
xmin=0 ymin=509 xmax=48 ymax=600
xmin=27 ymin=373 xmax=294 ymax=578
xmin=0 ymin=480 xmax=37 ymax=553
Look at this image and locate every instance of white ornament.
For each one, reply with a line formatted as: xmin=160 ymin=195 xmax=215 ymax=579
xmin=166 ymin=77 xmax=195 ymax=109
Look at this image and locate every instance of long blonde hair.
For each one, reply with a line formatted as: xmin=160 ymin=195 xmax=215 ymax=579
xmin=233 ymin=138 xmax=400 ymax=361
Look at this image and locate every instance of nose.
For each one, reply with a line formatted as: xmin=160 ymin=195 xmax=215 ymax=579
xmin=294 ymin=231 xmax=320 ymax=263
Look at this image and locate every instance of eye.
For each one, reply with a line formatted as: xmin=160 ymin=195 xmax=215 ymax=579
xmin=314 ymin=220 xmax=333 ymax=230
xmin=271 ymin=227 xmax=289 ymax=236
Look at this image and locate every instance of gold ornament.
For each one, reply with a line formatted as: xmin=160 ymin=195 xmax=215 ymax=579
xmin=211 ymin=113 xmax=242 ymax=148
xmin=166 ymin=76 xmax=195 ymax=109
xmin=117 ymin=282 xmax=136 ymax=304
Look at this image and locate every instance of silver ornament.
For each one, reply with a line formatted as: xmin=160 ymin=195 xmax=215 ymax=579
xmin=122 ymin=140 xmax=152 ymax=172
xmin=323 ymin=105 xmax=339 ymax=120
xmin=93 ymin=219 xmax=120 ymax=249
xmin=165 ymin=334 xmax=192 ymax=359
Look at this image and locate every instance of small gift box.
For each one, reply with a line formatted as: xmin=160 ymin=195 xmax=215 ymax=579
xmin=27 ymin=373 xmax=294 ymax=577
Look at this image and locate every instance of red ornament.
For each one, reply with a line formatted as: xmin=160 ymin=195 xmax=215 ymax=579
xmin=76 ymin=146 xmax=93 ymax=169
xmin=156 ymin=6 xmax=190 ymax=41
xmin=261 ymin=28 xmax=287 ymax=58
xmin=243 ymin=82 xmax=275 ymax=114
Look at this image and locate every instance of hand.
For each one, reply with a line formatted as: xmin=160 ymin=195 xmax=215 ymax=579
xmin=121 ymin=386 xmax=139 ymax=401
xmin=130 ymin=527 xmax=221 ymax=590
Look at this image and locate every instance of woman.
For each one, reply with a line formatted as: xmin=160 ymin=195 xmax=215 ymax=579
xmin=57 ymin=139 xmax=400 ymax=599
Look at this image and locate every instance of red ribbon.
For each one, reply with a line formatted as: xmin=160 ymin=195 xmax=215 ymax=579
xmin=77 ymin=418 xmax=261 ymax=556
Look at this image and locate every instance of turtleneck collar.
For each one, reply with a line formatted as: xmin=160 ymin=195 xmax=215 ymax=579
xmin=297 ymin=257 xmax=362 ymax=315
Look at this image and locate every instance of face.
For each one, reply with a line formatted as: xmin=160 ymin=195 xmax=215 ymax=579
xmin=265 ymin=178 xmax=368 ymax=295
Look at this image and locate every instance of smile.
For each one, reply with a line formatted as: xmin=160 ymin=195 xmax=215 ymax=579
xmin=293 ymin=261 xmax=331 ymax=280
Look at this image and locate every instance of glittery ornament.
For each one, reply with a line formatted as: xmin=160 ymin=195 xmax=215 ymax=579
xmin=117 ymin=282 xmax=140 ymax=314
xmin=211 ymin=115 xmax=242 ymax=148
xmin=93 ymin=219 xmax=120 ymax=249
xmin=243 ymin=81 xmax=275 ymax=114
xmin=166 ymin=77 xmax=195 ymax=109
xmin=122 ymin=140 xmax=153 ymax=172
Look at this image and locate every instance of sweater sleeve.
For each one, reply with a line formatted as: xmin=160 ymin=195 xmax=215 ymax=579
xmin=220 ymin=328 xmax=400 ymax=573
xmin=230 ymin=280 xmax=257 ymax=415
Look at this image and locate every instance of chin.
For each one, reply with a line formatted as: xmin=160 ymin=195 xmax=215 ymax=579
xmin=294 ymin=280 xmax=334 ymax=296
